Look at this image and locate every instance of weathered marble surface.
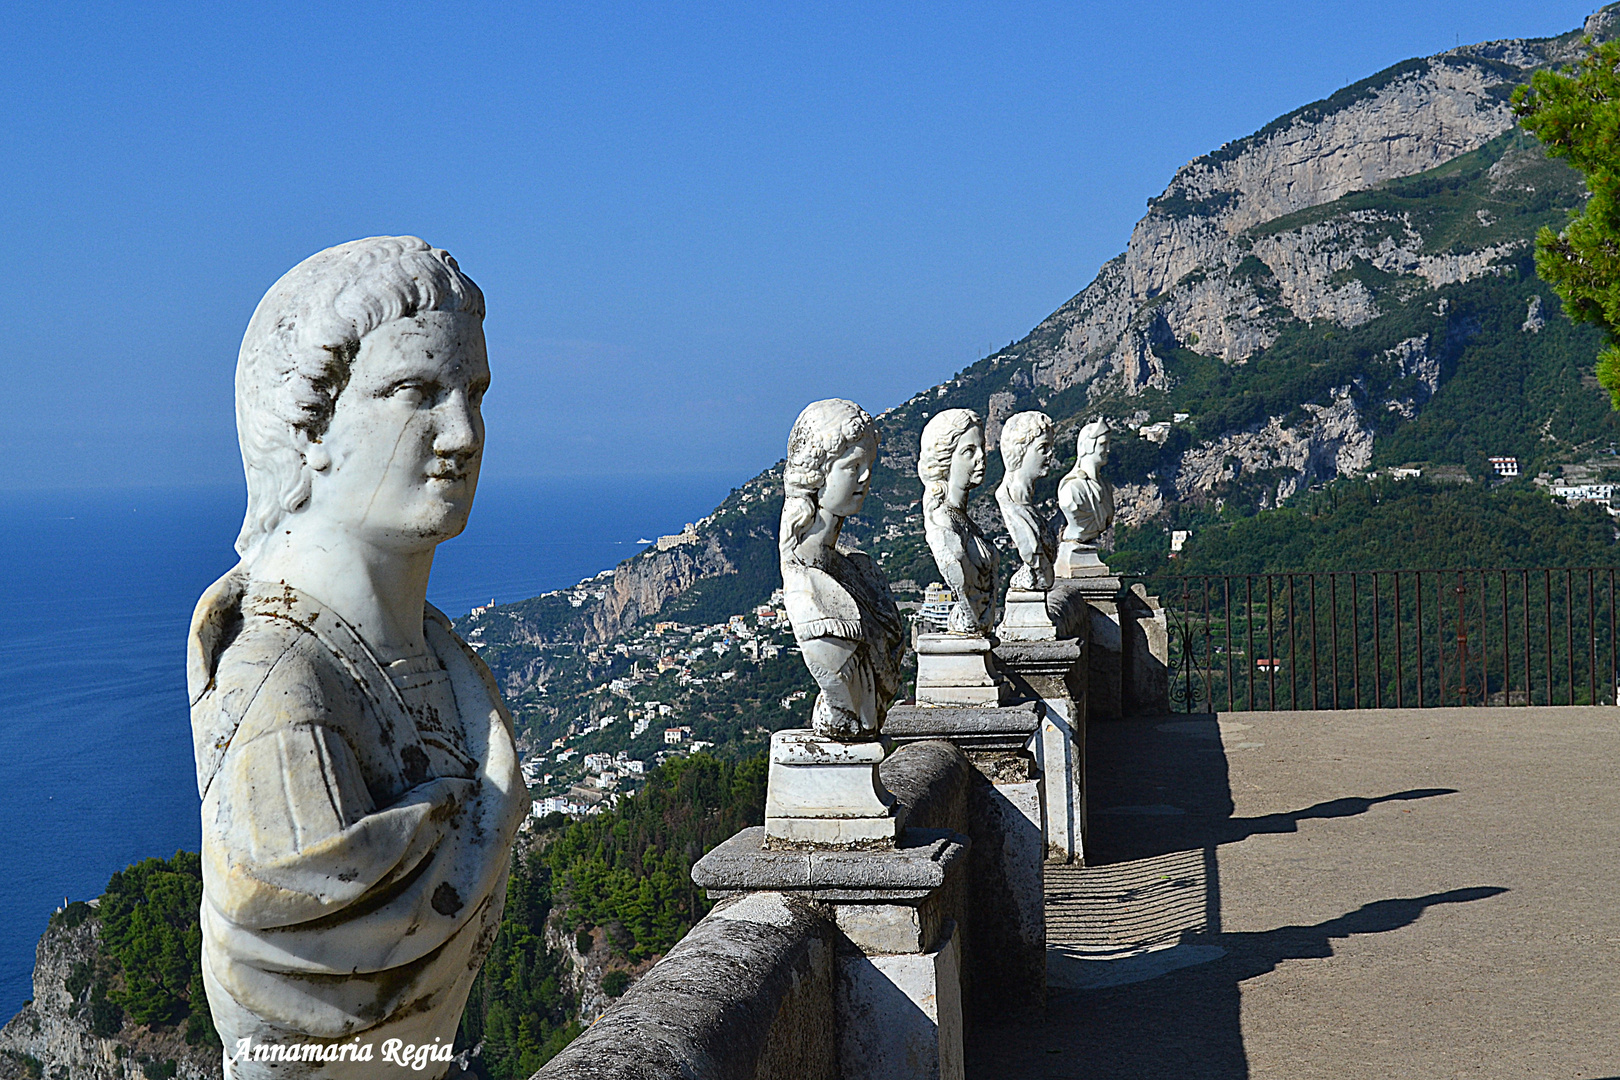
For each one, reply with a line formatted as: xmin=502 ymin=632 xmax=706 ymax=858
xmin=764 ymin=731 xmax=901 ymax=848
xmin=912 ymin=632 xmax=1009 ymax=708
xmin=773 ymin=399 xmax=906 ymax=846
xmin=187 ymin=237 xmax=527 ymax=1079
xmin=1055 ymin=419 xmax=1115 ymax=579
xmin=779 ymin=399 xmax=905 ymax=740
xmin=919 ymin=409 xmax=996 ymax=636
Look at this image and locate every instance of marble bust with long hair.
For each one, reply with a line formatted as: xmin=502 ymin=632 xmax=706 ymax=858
xmin=919 ymin=408 xmax=996 ymax=636
xmin=779 ymin=399 xmax=905 ymax=739
xmin=995 ymin=411 xmax=1058 ymax=591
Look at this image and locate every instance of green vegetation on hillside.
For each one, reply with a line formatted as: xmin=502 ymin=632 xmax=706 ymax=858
xmin=456 ymin=853 xmax=579 ymax=1080
xmin=458 ymin=751 xmax=768 ymax=1077
xmin=58 ymin=852 xmax=218 ymax=1047
xmin=98 ymin=854 xmax=208 ymax=1035
xmin=543 ymin=752 xmax=766 ymax=962
xmin=1112 ymin=477 xmax=1620 ymax=579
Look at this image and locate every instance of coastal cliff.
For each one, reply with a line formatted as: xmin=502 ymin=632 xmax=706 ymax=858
xmin=0 ymin=907 xmax=218 ymax=1080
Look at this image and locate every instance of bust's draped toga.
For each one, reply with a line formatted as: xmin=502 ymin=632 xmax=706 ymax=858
xmin=187 ymin=572 xmax=529 ymax=1078
xmin=1060 ymin=468 xmax=1114 ymax=544
xmin=924 ymin=504 xmax=998 ymax=634
xmin=782 ymin=547 xmax=905 ymax=737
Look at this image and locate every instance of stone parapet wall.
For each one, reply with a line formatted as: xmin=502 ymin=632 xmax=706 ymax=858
xmin=533 ymin=738 xmax=1042 ymax=1080
xmin=531 ymin=891 xmax=837 ymax=1080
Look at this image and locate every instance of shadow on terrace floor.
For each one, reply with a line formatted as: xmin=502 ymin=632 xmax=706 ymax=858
xmin=965 ymin=715 xmax=1504 ymax=1080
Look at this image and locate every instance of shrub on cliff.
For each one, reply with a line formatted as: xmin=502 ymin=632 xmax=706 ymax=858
xmin=96 ymin=851 xmax=215 ymax=1043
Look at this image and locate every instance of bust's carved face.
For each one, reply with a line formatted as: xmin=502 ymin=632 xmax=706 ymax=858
xmin=306 ymin=311 xmax=489 ymax=552
xmin=821 ymin=435 xmax=877 ymax=519
xmin=1015 ymin=432 xmax=1055 ymax=483
xmin=949 ymin=426 xmax=986 ymax=496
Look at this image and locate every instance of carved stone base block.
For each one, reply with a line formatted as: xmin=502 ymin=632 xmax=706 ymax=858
xmin=995 ymin=639 xmax=1087 ymax=864
xmin=764 ymin=729 xmax=901 ymax=848
xmin=1054 ymin=541 xmax=1110 ymax=581
xmin=914 ymin=633 xmax=1010 ymax=707
xmin=692 ymin=825 xmax=970 ymax=1080
xmin=997 ymin=588 xmax=1059 ymax=641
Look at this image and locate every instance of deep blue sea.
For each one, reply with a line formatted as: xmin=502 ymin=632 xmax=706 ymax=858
xmin=0 ymin=475 xmax=735 ymax=1015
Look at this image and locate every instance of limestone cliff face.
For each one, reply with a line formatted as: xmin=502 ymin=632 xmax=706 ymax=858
xmin=1170 ymin=391 xmax=1376 ymax=513
xmin=0 ymin=916 xmax=218 ymax=1080
xmin=1026 ymin=44 xmax=1576 ymax=393
xmin=583 ymin=535 xmax=736 ymax=644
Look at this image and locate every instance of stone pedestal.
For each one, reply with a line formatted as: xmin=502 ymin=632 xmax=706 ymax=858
xmin=997 ymin=589 xmax=1059 ymax=641
xmin=913 ymin=632 xmax=1010 ymax=707
xmin=883 ymin=701 xmax=1046 ymax=1015
xmin=994 ymin=639 xmax=1087 ymax=864
xmin=765 ymin=730 xmax=902 ymax=849
xmin=1084 ymin=583 xmax=1170 ymax=721
xmin=693 ymin=827 xmax=970 ymax=1080
xmin=838 ymin=928 xmax=963 ymax=1080
xmin=1055 ymin=540 xmax=1110 ymax=581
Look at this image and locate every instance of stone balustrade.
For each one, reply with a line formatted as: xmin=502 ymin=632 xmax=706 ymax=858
xmin=531 ymin=738 xmax=1043 ymax=1080
xmin=531 ymin=589 xmax=1171 ymax=1080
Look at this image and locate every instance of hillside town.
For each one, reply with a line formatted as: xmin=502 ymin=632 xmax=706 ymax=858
xmin=460 ymin=587 xmax=822 ymax=821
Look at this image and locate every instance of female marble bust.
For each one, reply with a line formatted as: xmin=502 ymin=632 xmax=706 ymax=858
xmin=1058 ymin=418 xmax=1115 ymax=545
xmin=995 ymin=411 xmax=1057 ymax=592
xmin=186 ymin=237 xmax=527 ymax=1079
xmin=779 ymin=399 xmax=906 ymax=740
xmin=919 ymin=408 xmax=996 ymax=636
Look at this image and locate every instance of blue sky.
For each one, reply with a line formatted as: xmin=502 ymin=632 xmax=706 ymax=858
xmin=0 ymin=1 xmax=1601 ymax=490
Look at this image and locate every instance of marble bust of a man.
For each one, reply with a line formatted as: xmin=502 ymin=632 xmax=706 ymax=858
xmin=186 ymin=237 xmax=528 ymax=1078
xmin=919 ymin=408 xmax=996 ymax=635
xmin=1058 ymin=418 xmax=1115 ymax=545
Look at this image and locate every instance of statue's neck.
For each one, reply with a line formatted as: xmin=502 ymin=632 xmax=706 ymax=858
xmin=796 ymin=506 xmax=844 ymax=562
xmin=247 ymin=528 xmax=435 ymax=662
xmin=1002 ymin=471 xmax=1035 ymax=505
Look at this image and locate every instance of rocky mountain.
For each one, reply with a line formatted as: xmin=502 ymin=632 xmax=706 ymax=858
xmin=469 ymin=8 xmax=1620 ymax=688
xmin=0 ymin=906 xmax=218 ymax=1080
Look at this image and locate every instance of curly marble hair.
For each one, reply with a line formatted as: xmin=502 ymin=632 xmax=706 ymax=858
xmin=233 ymin=236 xmax=484 ymax=559
xmin=779 ymin=398 xmax=878 ymax=563
xmin=918 ymin=408 xmax=983 ymax=512
xmin=999 ymin=411 xmax=1054 ymax=473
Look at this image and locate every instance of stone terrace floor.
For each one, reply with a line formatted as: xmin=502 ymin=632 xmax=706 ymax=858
xmin=966 ymin=707 xmax=1620 ymax=1079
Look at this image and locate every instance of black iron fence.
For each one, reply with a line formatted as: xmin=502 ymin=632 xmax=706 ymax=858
xmin=1139 ymin=568 xmax=1620 ymax=712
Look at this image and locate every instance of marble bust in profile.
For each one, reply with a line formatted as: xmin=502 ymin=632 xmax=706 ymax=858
xmin=919 ymin=408 xmax=996 ymax=636
xmin=995 ymin=411 xmax=1057 ymax=592
xmin=779 ymin=399 xmax=905 ymax=740
xmin=186 ymin=237 xmax=528 ymax=1078
xmin=1058 ymin=418 xmax=1115 ymax=546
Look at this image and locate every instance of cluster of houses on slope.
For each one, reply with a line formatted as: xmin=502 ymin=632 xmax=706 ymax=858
xmin=483 ymin=581 xmax=808 ymax=822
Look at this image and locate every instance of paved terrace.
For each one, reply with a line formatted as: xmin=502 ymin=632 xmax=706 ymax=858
xmin=968 ymin=707 xmax=1620 ymax=1080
